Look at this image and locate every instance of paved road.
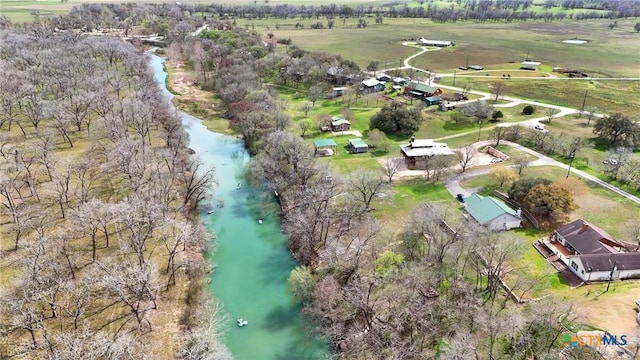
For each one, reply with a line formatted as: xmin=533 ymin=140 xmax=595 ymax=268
xmin=443 ymin=140 xmax=640 ymax=206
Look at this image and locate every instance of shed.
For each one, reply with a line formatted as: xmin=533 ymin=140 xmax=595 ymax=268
xmin=468 ymin=65 xmax=484 ymax=70
xmin=333 ymin=87 xmax=347 ymax=97
xmin=314 ymin=139 xmax=338 ymax=156
xmin=521 ymin=61 xmax=541 ymax=70
xmin=423 ymin=96 xmax=442 ymax=106
xmin=348 ymin=138 xmax=368 ymax=153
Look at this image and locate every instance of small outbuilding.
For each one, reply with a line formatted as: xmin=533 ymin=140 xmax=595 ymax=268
xmin=416 ymin=38 xmax=453 ymax=47
xmin=423 ymin=96 xmax=442 ymax=106
xmin=333 ymin=87 xmax=347 ymax=97
xmin=348 ymin=138 xmax=368 ymax=153
xmin=521 ymin=61 xmax=541 ymax=70
xmin=376 ymin=73 xmax=392 ymax=82
xmin=314 ymin=139 xmax=338 ymax=157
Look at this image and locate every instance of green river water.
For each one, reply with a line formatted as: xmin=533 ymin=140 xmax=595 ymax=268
xmin=150 ymin=55 xmax=330 ymax=360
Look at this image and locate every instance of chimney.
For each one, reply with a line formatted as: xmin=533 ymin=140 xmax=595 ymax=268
xmin=516 ymin=208 xmax=522 ymax=217
xmin=580 ymin=221 xmax=589 ymax=233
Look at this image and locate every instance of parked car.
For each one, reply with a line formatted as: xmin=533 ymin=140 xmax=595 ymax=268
xmin=603 ymin=159 xmax=619 ymax=166
xmin=490 ymin=157 xmax=503 ymax=163
xmin=456 ymin=194 xmax=465 ymax=203
xmin=534 ymin=124 xmax=545 ymax=131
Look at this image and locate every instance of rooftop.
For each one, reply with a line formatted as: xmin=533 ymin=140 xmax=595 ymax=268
xmin=556 ymin=219 xmax=623 ymax=256
xmin=464 ymin=193 xmax=519 ymax=225
xmin=574 ymin=252 xmax=640 ymax=273
xmin=362 ymin=78 xmax=383 ymax=87
xmin=400 ymin=139 xmax=453 ymax=157
xmin=405 ymin=81 xmax=438 ymax=94
xmin=314 ymin=139 xmax=337 ymax=148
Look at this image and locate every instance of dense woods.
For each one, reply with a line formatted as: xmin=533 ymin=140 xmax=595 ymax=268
xmin=0 ymin=26 xmax=228 ymax=359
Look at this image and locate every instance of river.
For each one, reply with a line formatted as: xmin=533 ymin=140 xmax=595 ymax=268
xmin=149 ymin=54 xmax=329 ymax=359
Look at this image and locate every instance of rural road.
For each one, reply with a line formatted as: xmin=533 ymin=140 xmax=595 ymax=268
xmin=382 ymin=42 xmax=640 ymax=206
xmin=441 ymin=139 xmax=640 ymax=206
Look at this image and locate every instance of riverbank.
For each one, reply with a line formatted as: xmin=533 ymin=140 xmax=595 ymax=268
xmin=164 ymin=59 xmax=237 ymax=136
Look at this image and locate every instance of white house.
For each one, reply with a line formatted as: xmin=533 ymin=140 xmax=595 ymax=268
xmin=399 ymin=139 xmax=454 ymax=170
xmin=549 ymin=219 xmax=640 ymax=282
xmin=463 ymin=193 xmax=522 ymax=231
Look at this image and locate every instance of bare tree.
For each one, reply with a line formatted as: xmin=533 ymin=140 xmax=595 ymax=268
xmin=381 ymin=157 xmax=403 ymax=182
xmin=347 ymin=170 xmax=388 ymax=211
xmin=489 ymin=80 xmax=507 ymax=101
xmin=585 ymin=106 xmax=598 ymax=126
xmin=513 ymin=156 xmax=531 ymax=175
xmin=299 ymin=102 xmax=313 ymax=117
xmin=177 ymin=158 xmax=216 ymax=210
xmin=545 ymin=107 xmax=559 ymax=123
xmin=308 ymin=84 xmax=324 ymax=107
xmin=493 ymin=125 xmax=508 ymax=146
xmin=455 ymin=145 xmax=475 ymax=173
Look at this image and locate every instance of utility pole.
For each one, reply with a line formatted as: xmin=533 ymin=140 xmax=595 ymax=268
xmin=453 ymin=70 xmax=456 ymax=86
xmin=525 ymin=49 xmax=530 ymax=61
xmin=566 ymin=149 xmax=576 ymax=179
xmin=477 ymin=119 xmax=482 ymax=141
xmin=606 ymin=261 xmax=617 ymax=292
xmin=580 ymin=90 xmax=588 ymax=112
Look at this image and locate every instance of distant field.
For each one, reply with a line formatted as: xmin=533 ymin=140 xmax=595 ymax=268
xmin=263 ymin=17 xmax=640 ymax=77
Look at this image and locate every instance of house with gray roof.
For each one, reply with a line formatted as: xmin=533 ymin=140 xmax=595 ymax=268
xmin=548 ymin=219 xmax=640 ymax=282
xmin=361 ymin=78 xmax=385 ymax=93
xmin=464 ymin=193 xmax=522 ymax=231
xmin=403 ymin=81 xmax=442 ymax=98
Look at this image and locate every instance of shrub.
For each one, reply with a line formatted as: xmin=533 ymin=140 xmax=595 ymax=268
xmin=522 ymin=105 xmax=535 ymax=115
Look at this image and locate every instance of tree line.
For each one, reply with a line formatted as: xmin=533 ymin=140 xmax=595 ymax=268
xmin=0 ymin=23 xmax=228 ymax=359
xmin=5 ymin=0 xmax=640 ymax=36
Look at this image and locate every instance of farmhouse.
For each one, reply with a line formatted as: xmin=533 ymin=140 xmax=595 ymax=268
xmin=416 ymin=37 xmax=453 ymax=47
xmin=399 ymin=138 xmax=453 ymax=169
xmin=361 ymin=78 xmax=385 ymax=93
xmin=347 ymin=138 xmax=368 ymax=153
xmin=403 ymin=81 xmax=442 ymax=98
xmin=330 ymin=117 xmax=350 ymax=132
xmin=314 ymin=139 xmax=337 ymax=157
xmin=521 ymin=61 xmax=541 ymax=70
xmin=464 ymin=193 xmax=522 ymax=231
xmin=544 ymin=219 xmax=640 ymax=282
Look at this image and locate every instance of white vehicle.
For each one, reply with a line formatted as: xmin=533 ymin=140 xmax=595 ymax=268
xmin=534 ymin=124 xmax=545 ymax=131
xmin=490 ymin=157 xmax=503 ymax=163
